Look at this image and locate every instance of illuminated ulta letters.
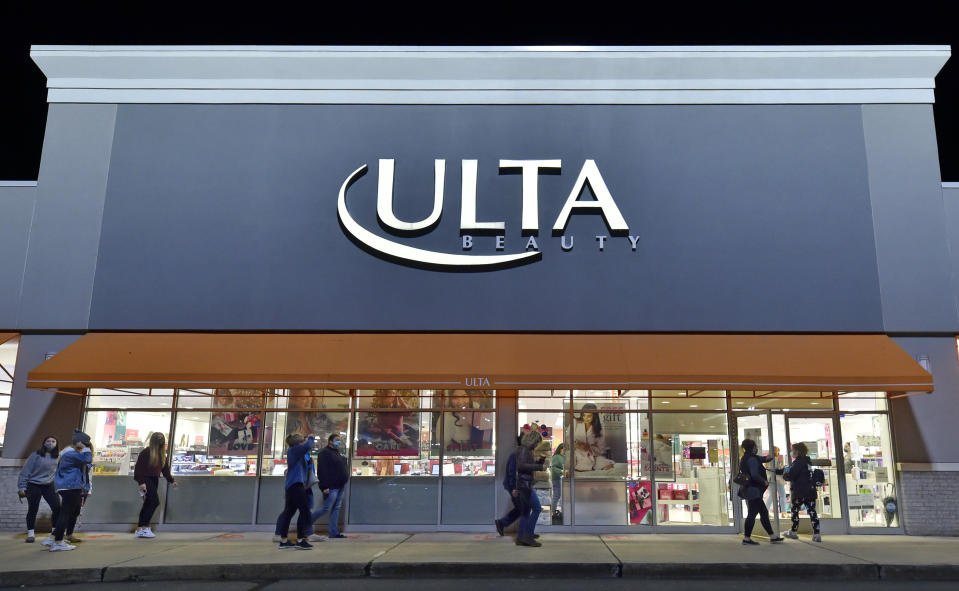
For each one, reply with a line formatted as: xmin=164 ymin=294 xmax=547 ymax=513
xmin=337 ymin=159 xmax=640 ymax=269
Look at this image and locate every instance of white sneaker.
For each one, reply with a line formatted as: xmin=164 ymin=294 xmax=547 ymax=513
xmin=271 ymin=535 xmax=283 ymax=543
xmin=308 ymin=534 xmax=328 ymax=542
xmin=49 ymin=541 xmax=76 ymax=552
xmin=812 ymin=534 xmax=822 ymax=543
xmin=784 ymin=530 xmax=798 ymax=539
xmin=135 ymin=528 xmax=156 ymax=539
xmin=41 ymin=536 xmax=55 ymax=547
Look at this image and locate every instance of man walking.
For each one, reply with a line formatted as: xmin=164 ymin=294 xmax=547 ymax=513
xmin=313 ymin=433 xmax=350 ymax=539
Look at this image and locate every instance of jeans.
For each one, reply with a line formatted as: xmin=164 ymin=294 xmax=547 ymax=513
xmin=137 ymin=477 xmax=161 ymax=527
xmin=311 ymin=488 xmax=345 ymax=536
xmin=516 ymin=488 xmax=542 ymax=540
xmin=551 ymin=478 xmax=562 ymax=513
xmin=54 ymin=489 xmax=83 ymax=542
xmin=276 ymin=483 xmax=312 ymax=540
xmin=275 ymin=488 xmax=315 ymax=537
xmin=744 ymin=497 xmax=773 ymax=538
xmin=498 ymin=494 xmax=522 ymax=528
xmin=25 ymin=482 xmax=60 ymax=531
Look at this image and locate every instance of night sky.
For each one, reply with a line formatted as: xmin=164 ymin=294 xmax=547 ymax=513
xmin=2 ymin=5 xmax=958 ymax=180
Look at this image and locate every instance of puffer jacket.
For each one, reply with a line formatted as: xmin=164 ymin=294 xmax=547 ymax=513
xmin=515 ymin=430 xmax=543 ymax=491
xmin=739 ymin=452 xmax=768 ymax=501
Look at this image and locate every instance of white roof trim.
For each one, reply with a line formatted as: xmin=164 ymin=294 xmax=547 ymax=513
xmin=0 ymin=181 xmax=38 ymax=187
xmin=31 ymin=45 xmax=951 ymax=105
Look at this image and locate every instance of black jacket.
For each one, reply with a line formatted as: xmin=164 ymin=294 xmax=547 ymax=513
xmin=783 ymin=455 xmax=816 ymax=501
xmin=316 ymin=446 xmax=350 ymax=490
xmin=739 ymin=452 xmax=768 ymax=500
xmin=515 ymin=431 xmax=543 ymax=490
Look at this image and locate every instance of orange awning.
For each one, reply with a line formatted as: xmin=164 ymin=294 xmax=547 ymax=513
xmin=0 ymin=333 xmax=17 ymax=347
xmin=26 ymin=333 xmax=933 ymax=392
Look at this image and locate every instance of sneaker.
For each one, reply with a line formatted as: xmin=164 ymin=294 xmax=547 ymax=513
xmin=295 ymin=539 xmax=313 ymax=550
xmin=278 ymin=540 xmax=296 ymax=550
xmin=812 ymin=534 xmax=822 ymax=543
xmin=66 ymin=535 xmax=83 ymax=543
xmin=41 ymin=536 xmax=55 ymax=547
xmin=494 ymin=519 xmax=505 ymax=537
xmin=742 ymin=538 xmax=760 ymax=546
xmin=516 ymin=538 xmax=542 ymax=547
xmin=135 ymin=529 xmax=156 ymax=539
xmin=784 ymin=530 xmax=799 ymax=540
xmin=308 ymin=534 xmax=328 ymax=542
xmin=49 ymin=541 xmax=76 ymax=552
xmin=769 ymin=537 xmax=784 ymax=543
xmin=271 ymin=535 xmax=283 ymax=543
xmin=533 ymin=534 xmax=540 ymax=539
xmin=25 ymin=535 xmax=35 ymax=543
xmin=329 ymin=534 xmax=347 ymax=539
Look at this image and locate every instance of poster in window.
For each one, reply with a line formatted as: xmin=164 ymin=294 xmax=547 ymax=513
xmin=628 ymin=480 xmax=653 ymax=524
xmin=208 ymin=389 xmax=263 ymax=456
xmin=566 ymin=401 xmax=628 ymax=479
xmin=355 ymin=389 xmax=419 ymax=457
xmin=652 ymin=434 xmax=675 ymax=481
xmin=434 ymin=389 xmax=494 ymax=457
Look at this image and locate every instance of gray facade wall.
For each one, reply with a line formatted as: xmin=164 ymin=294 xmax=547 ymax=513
xmin=943 ymin=185 xmax=959 ymax=322
xmin=0 ymin=185 xmax=35 ymax=329
xmin=863 ymin=105 xmax=959 ymax=333
xmin=16 ymin=103 xmax=116 ymax=331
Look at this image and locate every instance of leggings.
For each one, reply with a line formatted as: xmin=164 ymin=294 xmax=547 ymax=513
xmin=791 ymin=497 xmax=821 ymax=534
xmin=744 ymin=497 xmax=773 ymax=538
xmin=277 ymin=483 xmax=312 ymax=540
xmin=25 ymin=482 xmax=61 ymax=531
xmin=54 ymin=489 xmax=83 ymax=542
xmin=137 ymin=477 xmax=161 ymax=527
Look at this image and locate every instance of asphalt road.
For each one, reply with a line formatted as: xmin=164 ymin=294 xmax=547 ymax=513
xmin=14 ymin=580 xmax=959 ymax=591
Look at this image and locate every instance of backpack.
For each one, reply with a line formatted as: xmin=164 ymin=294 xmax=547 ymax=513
xmin=810 ymin=467 xmax=825 ymax=488
xmin=503 ymin=451 xmax=517 ymax=492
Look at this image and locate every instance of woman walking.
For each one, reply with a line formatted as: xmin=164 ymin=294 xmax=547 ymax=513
xmin=276 ymin=433 xmax=316 ymax=550
xmin=17 ymin=435 xmax=61 ymax=543
xmin=738 ymin=439 xmax=783 ymax=546
xmin=782 ymin=442 xmax=822 ymax=542
xmin=549 ymin=443 xmax=566 ymax=521
xmin=133 ymin=433 xmax=177 ymax=539
xmin=49 ymin=429 xmax=93 ymax=552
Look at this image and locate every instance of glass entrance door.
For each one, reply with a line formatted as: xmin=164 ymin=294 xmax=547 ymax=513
xmin=733 ymin=411 xmax=782 ymax=536
xmin=784 ymin=415 xmax=845 ymax=533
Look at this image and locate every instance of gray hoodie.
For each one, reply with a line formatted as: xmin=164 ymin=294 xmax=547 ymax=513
xmin=18 ymin=452 xmax=58 ymax=490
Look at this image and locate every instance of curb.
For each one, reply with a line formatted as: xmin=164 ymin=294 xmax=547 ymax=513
xmin=620 ymin=562 xmax=879 ymax=580
xmin=101 ymin=562 xmax=368 ymax=582
xmin=1 ymin=568 xmax=103 ymax=587
xmin=880 ymin=564 xmax=959 ymax=581
xmin=370 ymin=561 xmax=621 ymax=578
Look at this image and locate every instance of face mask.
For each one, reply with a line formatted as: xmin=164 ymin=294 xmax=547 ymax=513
xmin=334 ymin=440 xmax=342 ymax=448
xmin=44 ymin=442 xmax=56 ymax=450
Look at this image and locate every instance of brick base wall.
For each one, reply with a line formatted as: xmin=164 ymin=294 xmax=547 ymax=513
xmin=900 ymin=471 xmax=959 ymax=536
xmin=0 ymin=465 xmax=55 ymax=532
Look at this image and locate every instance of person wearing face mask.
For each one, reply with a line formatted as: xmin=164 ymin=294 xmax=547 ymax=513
xmin=312 ymin=433 xmax=350 ymax=539
xmin=18 ymin=435 xmax=61 ymax=543
xmin=49 ymin=429 xmax=93 ymax=552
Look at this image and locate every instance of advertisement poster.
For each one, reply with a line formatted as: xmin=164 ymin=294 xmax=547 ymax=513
xmin=209 ymin=389 xmax=263 ymax=456
xmin=652 ymin=434 xmax=675 ymax=481
xmin=628 ymin=480 xmax=653 ymax=524
xmin=433 ymin=389 xmax=495 ymax=456
xmin=355 ymin=389 xmax=420 ymax=457
xmin=567 ymin=401 xmax=628 ymax=479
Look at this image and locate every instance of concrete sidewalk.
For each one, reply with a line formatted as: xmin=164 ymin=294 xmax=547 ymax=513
xmin=2 ymin=531 xmax=959 ymax=586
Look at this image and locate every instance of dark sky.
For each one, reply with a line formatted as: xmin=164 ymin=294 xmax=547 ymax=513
xmin=2 ymin=5 xmax=958 ymax=180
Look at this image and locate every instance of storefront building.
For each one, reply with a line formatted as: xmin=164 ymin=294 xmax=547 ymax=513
xmin=1 ymin=46 xmax=958 ymax=536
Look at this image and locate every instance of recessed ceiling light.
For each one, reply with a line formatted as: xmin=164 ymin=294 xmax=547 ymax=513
xmin=661 ymin=401 xmax=671 ymax=404
xmin=810 ymin=402 xmax=820 ymax=405
xmin=689 ymin=404 xmax=699 ymax=408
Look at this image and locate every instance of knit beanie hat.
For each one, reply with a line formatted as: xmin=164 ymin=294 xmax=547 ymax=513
xmin=72 ymin=428 xmax=91 ymax=446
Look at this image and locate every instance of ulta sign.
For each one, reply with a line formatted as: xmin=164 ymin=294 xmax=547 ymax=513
xmin=337 ymin=159 xmax=640 ymax=270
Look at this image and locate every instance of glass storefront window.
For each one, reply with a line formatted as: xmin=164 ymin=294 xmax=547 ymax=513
xmin=652 ymin=412 xmax=731 ymax=526
xmin=171 ymin=409 xmax=261 ymax=476
xmin=653 ymin=390 xmax=725 ymax=411
xmin=176 ymin=389 xmax=216 ymax=408
xmin=518 ymin=389 xmax=568 ymax=410
xmin=352 ymin=389 xmax=435 ymax=476
xmin=838 ymin=392 xmax=888 ymax=412
xmin=435 ymin=389 xmax=495 ymax=477
xmin=86 ymin=388 xmax=174 ymax=409
xmin=518 ymin=410 xmax=569 ymax=525
xmin=261 ymin=390 xmax=352 ymax=475
xmin=785 ymin=416 xmax=842 ymax=519
xmin=83 ymin=410 xmax=172 ymax=476
xmin=840 ymin=413 xmax=898 ymax=527
xmin=1 ymin=337 xmax=18 ymax=453
xmin=731 ymin=391 xmax=834 ymax=411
